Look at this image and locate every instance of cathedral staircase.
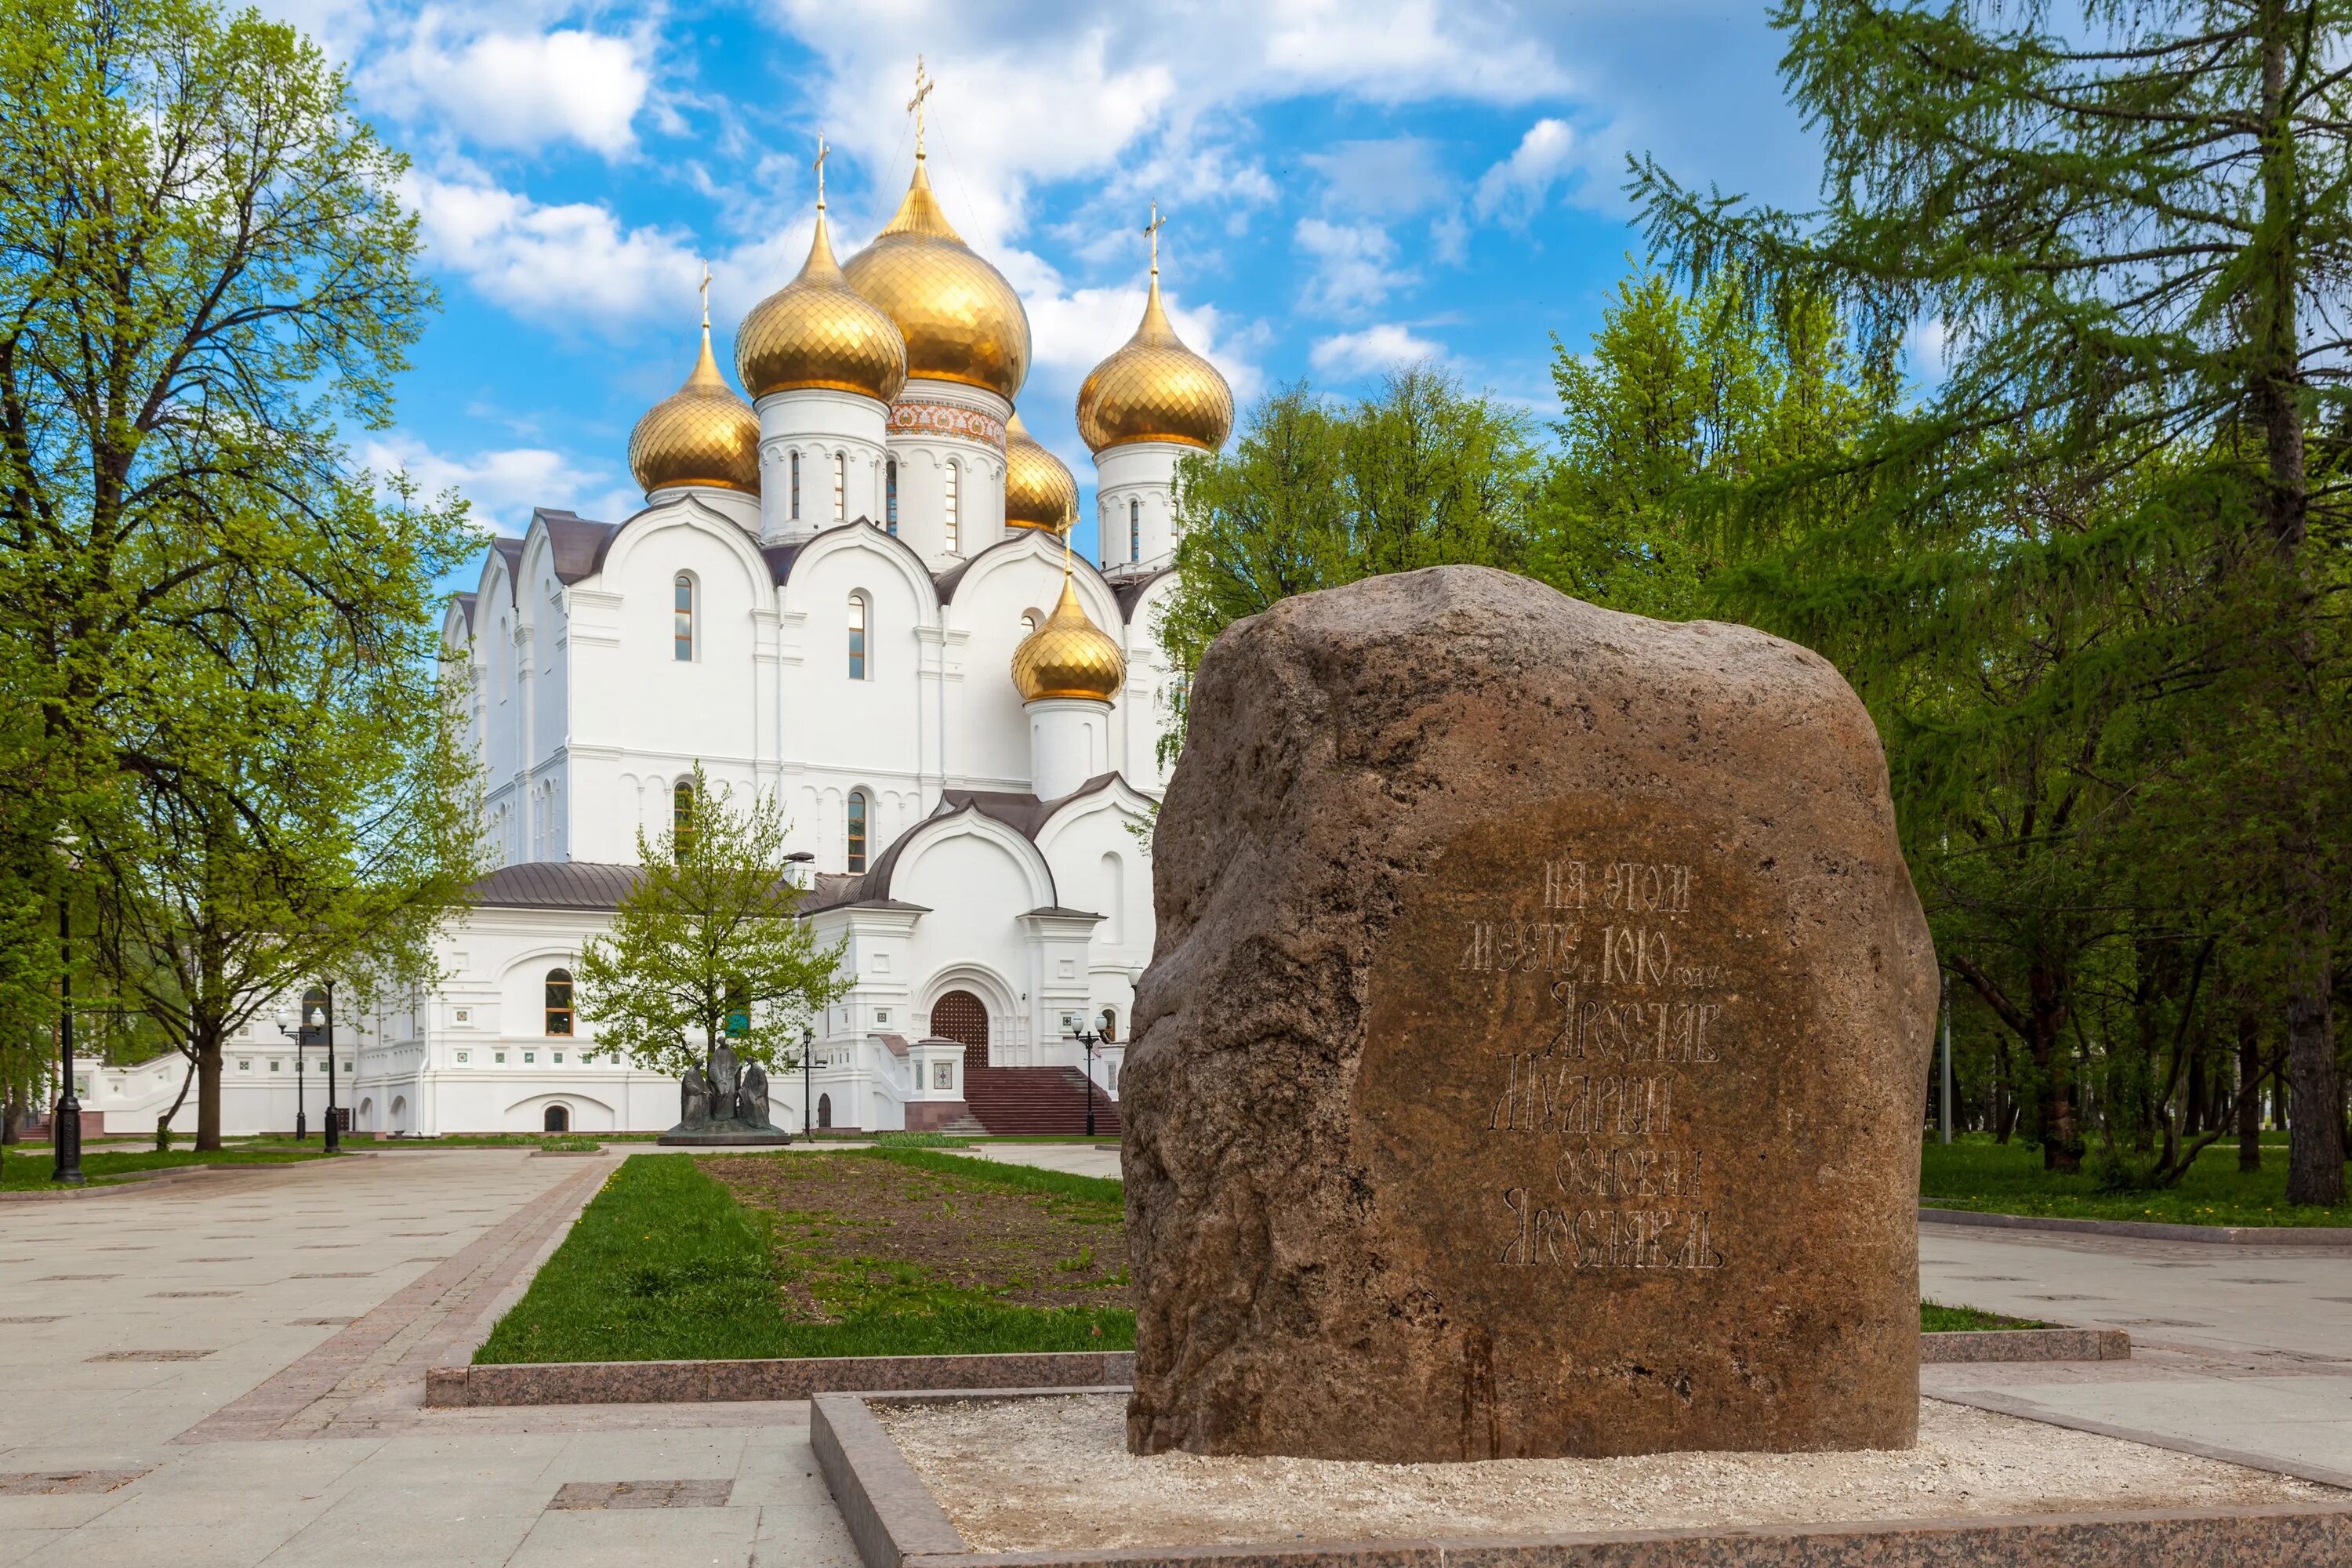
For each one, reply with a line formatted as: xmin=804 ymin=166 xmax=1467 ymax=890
xmin=960 ymin=1066 xmax=1122 ymax=1138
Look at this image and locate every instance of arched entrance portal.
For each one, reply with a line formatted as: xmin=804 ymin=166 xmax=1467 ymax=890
xmin=929 ymin=991 xmax=990 ymax=1073
xmin=817 ymin=1093 xmax=833 ymax=1130
xmin=543 ymin=1105 xmax=569 ymax=1133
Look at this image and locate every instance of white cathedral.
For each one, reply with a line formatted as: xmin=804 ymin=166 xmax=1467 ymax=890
xmin=332 ymin=127 xmax=1227 ymax=1137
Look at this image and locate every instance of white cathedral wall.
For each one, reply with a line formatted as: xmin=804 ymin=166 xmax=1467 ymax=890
xmin=757 ymin=389 xmax=891 ymax=541
xmin=1036 ymin=790 xmax=1156 ymax=1040
xmin=1116 ymin=572 xmax=1182 ymax=793
xmin=1094 ymin=441 xmax=1185 ymax=568
xmin=886 ymin=379 xmax=1011 ymax=564
xmin=890 ymin=822 xmax=1054 ymax=1062
xmin=778 ymin=528 xmax=935 ymax=869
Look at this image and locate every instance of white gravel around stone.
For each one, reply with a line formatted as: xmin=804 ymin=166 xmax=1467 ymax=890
xmin=875 ymin=1393 xmax=2340 ymax=1551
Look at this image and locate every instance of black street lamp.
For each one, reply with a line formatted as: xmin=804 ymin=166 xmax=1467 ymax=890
xmin=1066 ymin=1014 xmax=1113 ymax=1139
xmin=277 ymin=985 xmax=341 ymax=1153
xmin=53 ymin=890 xmax=82 ymax=1186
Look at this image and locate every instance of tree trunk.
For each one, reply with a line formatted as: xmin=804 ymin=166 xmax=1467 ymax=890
xmin=194 ymin=1033 xmax=223 ymax=1152
xmin=2027 ymin=962 xmax=2079 ymax=1172
xmin=2238 ymin=1008 xmax=2263 ymax=1173
xmin=2255 ymin=3 xmax=2346 ymax=1208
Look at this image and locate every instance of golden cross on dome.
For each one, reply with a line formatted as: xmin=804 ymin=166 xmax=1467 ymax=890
xmin=907 ymin=56 xmax=934 ymax=156
xmin=812 ymin=134 xmax=829 ymax=209
xmin=1144 ymin=202 xmax=1165 ymax=275
xmin=698 ymin=260 xmax=711 ymax=328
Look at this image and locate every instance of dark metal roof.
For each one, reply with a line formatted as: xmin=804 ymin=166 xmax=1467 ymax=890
xmin=538 ymin=510 xmax=619 ymax=583
xmin=1023 ymin=906 xmax=1105 ymax=921
xmin=466 ymin=861 xmax=642 ymax=909
xmin=1107 ymin=564 xmax=1174 ymax=623
xmin=802 ymin=776 xmax=1126 ymax=913
xmin=488 ymin=536 xmax=525 ymax=604
xmin=452 ymin=592 xmax=477 ymax=630
xmin=761 ymin=517 xmax=933 ymax=589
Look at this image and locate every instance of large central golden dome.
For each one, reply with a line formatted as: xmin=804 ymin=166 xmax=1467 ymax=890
xmin=1075 ymin=247 xmax=1232 ymax=454
xmin=737 ymin=204 xmax=908 ymax=404
xmin=841 ymin=157 xmax=1029 ymax=402
xmin=630 ymin=323 xmax=760 ymax=495
xmin=1004 ymin=413 xmax=1076 ymax=532
xmin=1012 ymin=574 xmax=1124 ymax=702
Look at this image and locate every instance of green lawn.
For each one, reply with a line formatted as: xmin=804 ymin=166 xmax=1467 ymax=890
xmin=0 ymin=1146 xmax=337 ymax=1189
xmin=1919 ymin=1134 xmax=2352 ymax=1226
xmin=476 ymin=1149 xmax=1130 ymax=1363
xmin=1919 ymin=1301 xmax=2048 ymax=1332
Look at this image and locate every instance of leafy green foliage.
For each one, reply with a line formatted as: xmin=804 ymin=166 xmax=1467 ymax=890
xmin=0 ymin=0 xmax=479 ymax=1145
xmin=1532 ymin=270 xmax=1892 ymax=619
xmin=575 ymin=764 xmax=850 ymax=1079
xmin=1157 ymin=368 xmax=1543 ymax=685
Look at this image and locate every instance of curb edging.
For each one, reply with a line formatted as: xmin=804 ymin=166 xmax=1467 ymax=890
xmin=1920 ymin=1206 xmax=2352 ymax=1246
xmin=425 ymin=1348 xmax=1137 ymax=1408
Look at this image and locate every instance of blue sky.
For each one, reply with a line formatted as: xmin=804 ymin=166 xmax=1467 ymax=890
xmin=269 ymin=0 xmax=1827 ymax=565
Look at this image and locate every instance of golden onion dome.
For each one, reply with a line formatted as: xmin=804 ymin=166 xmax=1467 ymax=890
xmin=735 ymin=204 xmax=907 ymax=404
xmin=629 ymin=323 xmax=761 ymax=495
xmin=840 ymin=156 xmax=1030 ymax=401
xmin=1012 ymin=574 xmax=1124 ymax=702
xmin=1003 ymin=413 xmax=1076 ymax=532
xmin=1075 ymin=249 xmax=1233 ymax=455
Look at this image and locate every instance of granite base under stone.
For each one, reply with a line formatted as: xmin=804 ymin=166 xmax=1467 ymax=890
xmin=428 ymin=1349 xmax=1135 ymax=1406
xmin=813 ymin=1390 xmax=2352 ymax=1568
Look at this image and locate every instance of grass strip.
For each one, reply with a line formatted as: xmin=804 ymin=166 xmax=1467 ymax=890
xmin=1920 ymin=1134 xmax=2352 ymax=1227
xmin=0 ymin=1147 xmax=332 ymax=1190
xmin=1921 ymin=1301 xmax=2049 ymax=1332
xmin=476 ymin=1155 xmax=790 ymax=1363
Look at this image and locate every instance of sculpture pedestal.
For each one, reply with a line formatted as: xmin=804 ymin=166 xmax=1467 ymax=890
xmin=657 ymin=1120 xmax=793 ymax=1147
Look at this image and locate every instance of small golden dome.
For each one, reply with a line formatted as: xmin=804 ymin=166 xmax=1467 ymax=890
xmin=629 ymin=324 xmax=760 ymax=495
xmin=1004 ymin=413 xmax=1076 ymax=532
xmin=736 ymin=206 xmax=908 ymax=404
xmin=1075 ymin=249 xmax=1232 ymax=454
xmin=841 ymin=157 xmax=1030 ymax=401
xmin=1012 ymin=574 xmax=1124 ymax=702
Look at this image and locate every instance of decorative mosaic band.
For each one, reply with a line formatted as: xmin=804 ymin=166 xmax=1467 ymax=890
xmin=890 ymin=401 xmax=1006 ymax=451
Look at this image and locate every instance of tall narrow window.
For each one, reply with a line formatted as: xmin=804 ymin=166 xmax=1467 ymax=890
xmin=789 ymin=452 xmax=802 ymax=520
xmin=943 ymin=460 xmax=959 ymax=553
xmin=1129 ymin=498 xmax=1141 ymax=563
xmin=885 ymin=459 xmax=898 ymax=534
xmin=833 ymin=452 xmax=846 ymax=521
xmin=673 ymin=575 xmax=693 ymax=660
xmin=672 ymin=779 xmax=695 ymax=862
xmin=847 ymin=790 xmax=869 ymax=873
xmin=847 ymin=594 xmax=867 ymax=680
xmin=544 ymin=969 xmax=575 ymax=1036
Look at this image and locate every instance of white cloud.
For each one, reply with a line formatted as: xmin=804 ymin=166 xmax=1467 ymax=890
xmin=365 ymin=12 xmax=652 ymax=158
xmin=1474 ymin=118 xmax=1576 ymax=222
xmin=406 ymin=170 xmax=705 ymax=332
xmin=1294 ymin=218 xmax=1414 ymax=314
xmin=361 ymin=434 xmax=639 ymax=532
xmin=1309 ymin=324 xmax=1446 ymax=379
xmin=1305 ymin=138 xmax=1450 ymax=218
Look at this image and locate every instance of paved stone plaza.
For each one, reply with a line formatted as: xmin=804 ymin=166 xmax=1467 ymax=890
xmin=0 ymin=1147 xmax=2343 ymax=1564
xmin=0 ymin=1150 xmax=854 ymax=1568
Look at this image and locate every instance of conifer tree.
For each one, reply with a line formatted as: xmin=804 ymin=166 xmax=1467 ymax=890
xmin=1638 ymin=0 xmax=2352 ymax=1201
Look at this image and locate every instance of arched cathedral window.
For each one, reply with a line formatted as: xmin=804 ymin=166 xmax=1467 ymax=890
xmin=833 ymin=452 xmax=846 ymax=522
xmin=1130 ymin=498 xmax=1141 ymax=563
xmin=789 ymin=452 xmax=802 ymax=521
xmin=847 ymin=790 xmax=869 ymax=873
xmin=544 ymin=969 xmax=575 ymax=1036
xmin=886 ymin=459 xmax=898 ymax=534
xmin=673 ymin=574 xmax=693 ymax=661
xmin=848 ymin=594 xmax=868 ymax=681
xmin=943 ymin=459 xmax=960 ymax=553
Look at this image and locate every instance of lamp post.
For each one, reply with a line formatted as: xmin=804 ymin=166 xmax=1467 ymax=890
xmin=1065 ymin=1017 xmax=1107 ymax=1139
xmin=278 ymin=985 xmax=340 ymax=1153
xmin=786 ymin=851 xmax=815 ymax=1144
xmin=53 ymin=890 xmax=82 ymax=1186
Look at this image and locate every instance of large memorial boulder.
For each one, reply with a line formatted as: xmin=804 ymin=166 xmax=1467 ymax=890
xmin=1123 ymin=566 xmax=1936 ymax=1462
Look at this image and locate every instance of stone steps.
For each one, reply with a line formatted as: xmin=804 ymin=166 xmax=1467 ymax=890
xmin=962 ymin=1066 xmax=1120 ymax=1137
